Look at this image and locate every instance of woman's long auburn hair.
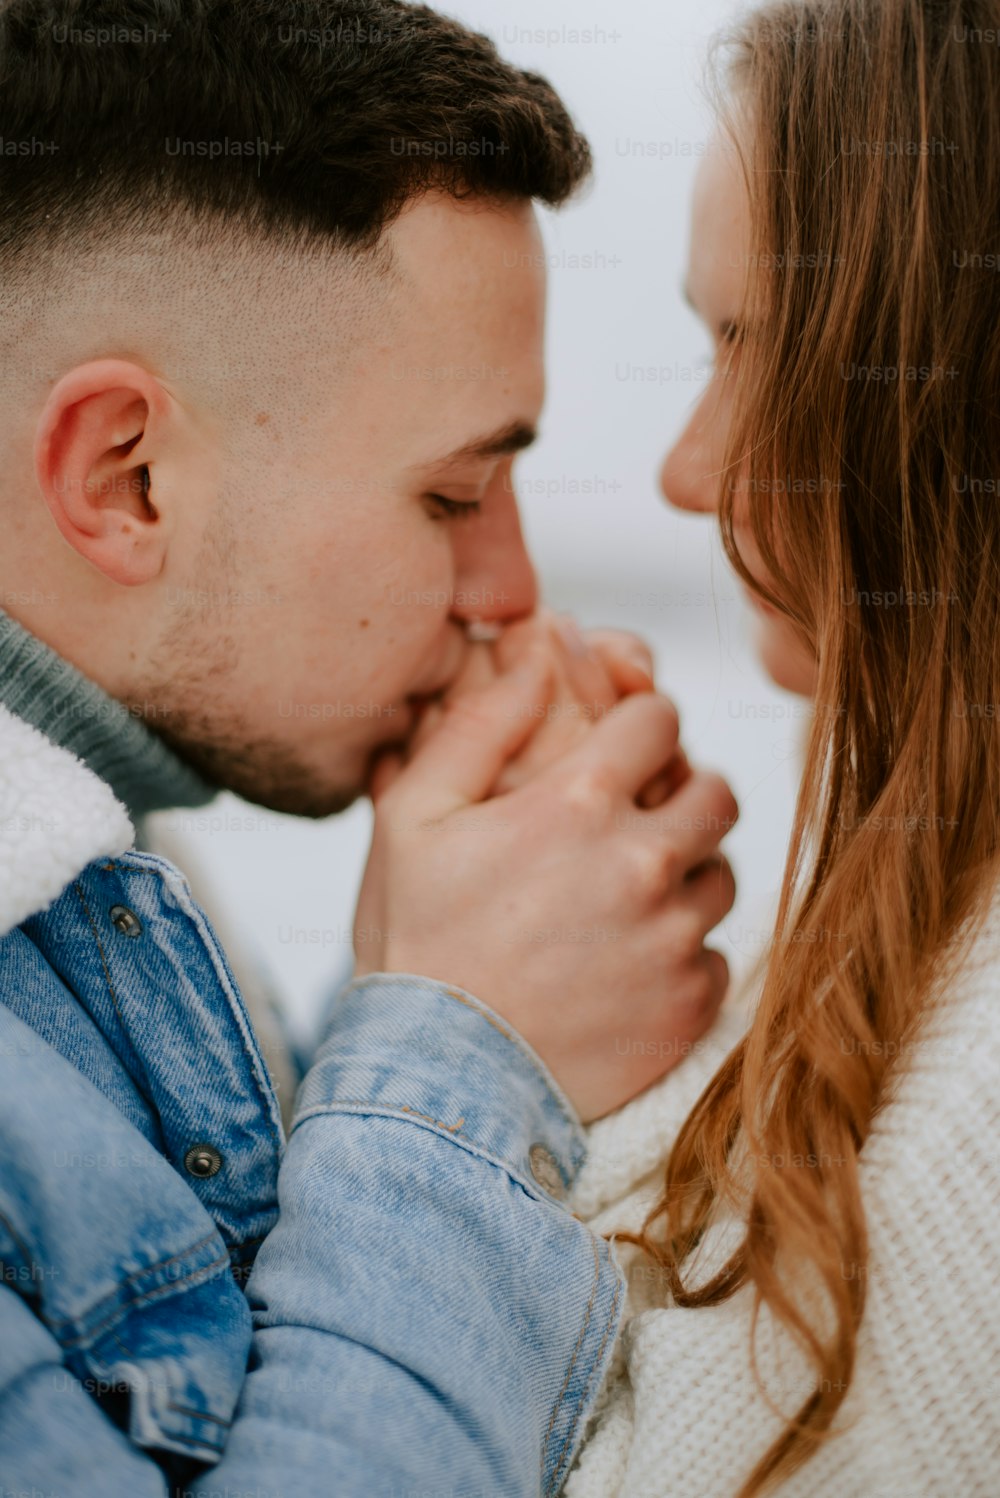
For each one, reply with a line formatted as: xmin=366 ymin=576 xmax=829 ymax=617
xmin=624 ymin=2 xmax=1000 ymax=1492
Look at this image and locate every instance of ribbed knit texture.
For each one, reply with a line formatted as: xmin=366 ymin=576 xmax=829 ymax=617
xmin=567 ymin=886 xmax=1000 ymax=1497
xmin=0 ymin=610 xmax=215 ymax=820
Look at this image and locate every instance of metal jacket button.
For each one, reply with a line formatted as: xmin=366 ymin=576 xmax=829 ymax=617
xmin=184 ymin=1144 xmax=223 ymax=1179
xmin=109 ymin=905 xmax=142 ymax=938
xmin=529 ymin=1143 xmax=567 ymax=1200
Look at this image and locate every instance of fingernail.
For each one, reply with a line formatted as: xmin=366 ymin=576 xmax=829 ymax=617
xmin=466 ymin=619 xmax=504 ymax=643
xmin=555 ymin=614 xmax=590 ymax=658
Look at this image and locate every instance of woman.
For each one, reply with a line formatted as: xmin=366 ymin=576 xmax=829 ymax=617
xmin=563 ymin=1 xmax=1000 ymax=1493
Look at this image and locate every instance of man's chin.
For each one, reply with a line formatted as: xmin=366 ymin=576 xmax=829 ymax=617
xmin=144 ymin=718 xmax=372 ymax=820
xmin=219 ymin=744 xmax=382 ymax=818
xmin=244 ymin=781 xmax=364 ymax=820
xmin=205 ymin=767 xmax=366 ymax=821
xmin=231 ymin=727 xmax=419 ymax=817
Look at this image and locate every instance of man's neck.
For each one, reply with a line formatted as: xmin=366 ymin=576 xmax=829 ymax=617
xmin=0 ymin=610 xmax=216 ymax=822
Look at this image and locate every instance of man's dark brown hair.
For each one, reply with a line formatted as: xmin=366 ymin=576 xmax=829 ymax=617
xmin=0 ymin=0 xmax=592 ymax=266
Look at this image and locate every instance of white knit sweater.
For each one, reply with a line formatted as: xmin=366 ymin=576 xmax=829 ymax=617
xmin=567 ymin=886 xmax=1000 ymax=1498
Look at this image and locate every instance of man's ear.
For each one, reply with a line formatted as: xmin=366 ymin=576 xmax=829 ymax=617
xmin=34 ymin=359 xmax=174 ymax=586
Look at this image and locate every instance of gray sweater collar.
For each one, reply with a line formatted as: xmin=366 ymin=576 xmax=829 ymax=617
xmin=0 ymin=609 xmax=216 ymax=820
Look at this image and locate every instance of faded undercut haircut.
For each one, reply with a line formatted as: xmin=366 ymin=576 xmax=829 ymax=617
xmin=0 ymin=0 xmax=591 ymax=264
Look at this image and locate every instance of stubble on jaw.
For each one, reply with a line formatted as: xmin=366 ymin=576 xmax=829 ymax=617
xmin=127 ymin=535 xmax=370 ymax=819
xmin=142 ymin=701 xmax=365 ymax=818
xmin=128 ymin=620 xmax=371 ymax=818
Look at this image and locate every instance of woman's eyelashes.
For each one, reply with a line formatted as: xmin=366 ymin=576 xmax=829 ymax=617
xmin=704 ymin=321 xmax=741 ymax=373
xmin=714 ymin=321 xmax=741 ymax=357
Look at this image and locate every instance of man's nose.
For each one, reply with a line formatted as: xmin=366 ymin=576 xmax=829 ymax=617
xmin=450 ymin=490 xmax=538 ymax=625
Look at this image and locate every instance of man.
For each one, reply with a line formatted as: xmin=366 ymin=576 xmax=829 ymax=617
xmin=0 ymin=2 xmax=738 ymax=1492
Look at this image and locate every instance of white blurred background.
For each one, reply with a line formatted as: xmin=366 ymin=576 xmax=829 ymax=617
xmin=149 ymin=0 xmax=805 ymax=1053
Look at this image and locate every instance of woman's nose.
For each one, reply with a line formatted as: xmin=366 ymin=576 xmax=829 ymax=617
xmin=659 ymin=429 xmax=719 ymax=514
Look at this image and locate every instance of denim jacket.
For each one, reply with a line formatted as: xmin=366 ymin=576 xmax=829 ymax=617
xmin=0 ymin=704 xmax=624 ymax=1496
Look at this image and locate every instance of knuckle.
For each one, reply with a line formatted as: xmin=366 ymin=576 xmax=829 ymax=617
xmin=623 ymin=842 xmax=671 ymax=903
xmin=685 ymin=964 xmax=722 ymax=1023
xmin=701 ymin=771 xmax=740 ymax=833
xmin=681 ymin=771 xmax=738 ymax=840
xmin=719 ymin=863 xmax=737 ymax=914
xmin=619 ymin=690 xmax=678 ymax=743
xmin=657 ymin=841 xmax=683 ymax=891
xmin=559 ymin=763 xmax=617 ymax=820
xmin=611 ymin=628 xmax=654 ymax=666
xmin=701 ymin=951 xmax=730 ymax=1007
xmin=670 ymin=912 xmax=707 ymax=962
xmin=635 ymin=827 xmax=683 ymax=885
xmin=642 ymin=692 xmax=680 ymax=741
xmin=658 ymin=953 xmax=727 ymax=1029
xmin=703 ymin=856 xmax=737 ymax=917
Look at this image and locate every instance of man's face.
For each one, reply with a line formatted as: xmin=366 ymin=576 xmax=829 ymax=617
xmin=140 ymin=195 xmax=547 ymax=815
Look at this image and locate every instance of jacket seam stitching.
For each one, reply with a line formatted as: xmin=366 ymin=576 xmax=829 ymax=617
xmin=0 ymin=1205 xmax=34 ymax=1277
xmin=399 ymin=1104 xmax=465 ymax=1132
xmin=549 ymin=1247 xmax=623 ymax=1493
xmin=72 ymin=880 xmax=158 ymax=1113
xmin=84 ymin=860 xmax=283 ymax=1168
xmin=138 ymin=862 xmax=284 ymax=1158
xmin=292 ymin=1100 xmax=571 ymax=1202
xmin=73 ymin=881 xmax=128 ymax=1032
xmin=48 ymin=1230 xmax=224 ymax=1344
xmin=540 ymin=1232 xmax=601 ymax=1484
xmin=157 ymin=1426 xmax=228 ymax=1453
xmin=58 ymin=1251 xmax=230 ymax=1348
xmin=166 ymin=1401 xmax=233 ymax=1429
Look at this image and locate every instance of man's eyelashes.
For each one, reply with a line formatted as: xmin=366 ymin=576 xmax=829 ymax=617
xmin=425 ymin=494 xmax=483 ymax=519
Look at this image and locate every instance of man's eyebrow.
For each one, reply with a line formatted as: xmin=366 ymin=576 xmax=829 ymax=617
xmin=421 ymin=420 xmax=538 ymax=470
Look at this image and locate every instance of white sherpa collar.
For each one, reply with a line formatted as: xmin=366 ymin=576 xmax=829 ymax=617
xmin=0 ymin=705 xmax=134 ymax=938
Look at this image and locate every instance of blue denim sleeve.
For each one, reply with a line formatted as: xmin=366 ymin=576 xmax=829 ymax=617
xmin=0 ymin=1285 xmax=169 ymax=1497
xmin=192 ymin=974 xmax=625 ymax=1498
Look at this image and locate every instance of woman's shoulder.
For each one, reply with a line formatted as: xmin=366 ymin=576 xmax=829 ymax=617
xmin=874 ymin=874 xmax=1000 ymax=1114
xmin=861 ymin=875 xmax=1000 ymax=1220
